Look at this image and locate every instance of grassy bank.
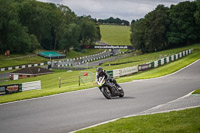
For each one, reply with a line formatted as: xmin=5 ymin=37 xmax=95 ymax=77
xmin=100 ymin=25 xmax=131 ymax=46
xmin=77 ymin=107 xmax=200 ymax=133
xmin=0 ymin=44 xmax=199 ymax=103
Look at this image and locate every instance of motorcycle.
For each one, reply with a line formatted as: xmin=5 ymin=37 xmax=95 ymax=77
xmin=97 ymin=76 xmax=124 ymax=99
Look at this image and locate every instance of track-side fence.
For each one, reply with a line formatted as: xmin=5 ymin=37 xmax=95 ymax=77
xmin=58 ymin=71 xmax=95 ymax=88
xmin=107 ymin=49 xmax=192 ymax=78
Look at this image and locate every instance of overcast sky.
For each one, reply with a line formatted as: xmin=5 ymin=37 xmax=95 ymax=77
xmin=37 ymin=0 xmax=194 ymax=22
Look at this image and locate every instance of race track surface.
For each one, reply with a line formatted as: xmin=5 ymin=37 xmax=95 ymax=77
xmin=0 ymin=60 xmax=200 ymax=133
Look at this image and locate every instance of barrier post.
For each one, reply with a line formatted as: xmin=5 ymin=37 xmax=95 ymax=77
xmin=107 ymin=70 xmax=113 ymax=78
xmin=151 ymin=62 xmax=154 ymax=68
xmin=59 ymin=77 xmax=61 ymax=88
xmin=79 ymin=74 xmax=80 ymax=86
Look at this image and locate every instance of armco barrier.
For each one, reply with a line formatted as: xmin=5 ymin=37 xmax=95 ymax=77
xmin=150 ymin=49 xmax=192 ymax=68
xmin=113 ymin=66 xmax=138 ymax=78
xmin=108 ymin=49 xmax=192 ymax=78
xmin=138 ymin=64 xmax=151 ymax=71
xmin=120 ymin=66 xmax=138 ymax=76
xmin=0 ymin=62 xmax=48 ymax=72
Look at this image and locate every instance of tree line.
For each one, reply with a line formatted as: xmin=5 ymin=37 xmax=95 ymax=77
xmin=131 ymin=0 xmax=200 ymax=53
xmin=0 ymin=0 xmax=101 ymax=54
xmin=98 ymin=17 xmax=130 ymax=26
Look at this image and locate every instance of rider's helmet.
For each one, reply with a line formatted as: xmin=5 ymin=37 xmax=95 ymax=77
xmin=96 ymin=67 xmax=103 ymax=74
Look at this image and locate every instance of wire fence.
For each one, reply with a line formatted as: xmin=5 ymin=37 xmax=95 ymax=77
xmin=58 ymin=71 xmax=95 ymax=88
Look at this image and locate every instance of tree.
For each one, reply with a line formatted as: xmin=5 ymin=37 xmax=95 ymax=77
xmin=19 ymin=0 xmax=58 ymax=50
xmin=131 ymin=2 xmax=200 ymax=53
xmin=0 ymin=0 xmax=101 ymax=54
xmin=195 ymin=0 xmax=200 ymax=23
xmin=79 ymin=17 xmax=99 ymax=46
xmin=131 ymin=5 xmax=170 ymax=53
xmin=167 ymin=1 xmax=199 ymax=47
xmin=98 ymin=17 xmax=130 ymax=26
xmin=130 ymin=19 xmax=146 ymax=53
xmin=59 ymin=23 xmax=80 ymax=52
xmin=195 ymin=0 xmax=200 ymax=42
xmin=144 ymin=5 xmax=170 ymax=52
xmin=0 ymin=0 xmax=39 ymax=54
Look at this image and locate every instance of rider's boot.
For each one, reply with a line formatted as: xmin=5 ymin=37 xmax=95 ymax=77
xmin=115 ymin=84 xmax=122 ymax=90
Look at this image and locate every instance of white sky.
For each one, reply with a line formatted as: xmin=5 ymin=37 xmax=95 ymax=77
xmin=37 ymin=0 xmax=194 ymax=22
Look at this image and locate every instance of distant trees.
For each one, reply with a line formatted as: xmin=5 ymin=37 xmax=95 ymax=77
xmin=195 ymin=0 xmax=200 ymax=24
xmin=98 ymin=17 xmax=130 ymax=26
xmin=168 ymin=1 xmax=200 ymax=47
xmin=0 ymin=0 xmax=40 ymax=54
xmin=0 ymin=0 xmax=101 ymax=54
xmin=131 ymin=1 xmax=200 ymax=53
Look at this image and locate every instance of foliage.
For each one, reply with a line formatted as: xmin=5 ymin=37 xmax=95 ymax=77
xmin=98 ymin=17 xmax=130 ymax=26
xmin=0 ymin=0 xmax=101 ymax=54
xmin=131 ymin=19 xmax=146 ymax=53
xmin=131 ymin=1 xmax=200 ymax=53
xmin=168 ymin=1 xmax=200 ymax=47
xmin=195 ymin=0 xmax=200 ymax=24
xmin=79 ymin=17 xmax=100 ymax=47
xmin=0 ymin=0 xmax=40 ymax=54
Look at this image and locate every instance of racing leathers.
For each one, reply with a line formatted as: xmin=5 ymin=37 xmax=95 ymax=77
xmin=96 ymin=70 xmax=121 ymax=90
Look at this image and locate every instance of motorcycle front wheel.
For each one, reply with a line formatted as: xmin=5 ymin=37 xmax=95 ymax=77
xmin=102 ymin=86 xmax=112 ymax=99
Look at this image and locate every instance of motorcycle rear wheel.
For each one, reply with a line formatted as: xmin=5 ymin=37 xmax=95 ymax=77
xmin=102 ymin=86 xmax=112 ymax=99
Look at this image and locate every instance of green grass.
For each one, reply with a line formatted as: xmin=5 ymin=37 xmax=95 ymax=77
xmin=0 ymin=55 xmax=47 ymax=68
xmin=0 ymin=43 xmax=199 ymax=103
xmin=193 ymin=88 xmax=200 ymax=94
xmin=65 ymin=49 xmax=104 ymax=59
xmin=100 ymin=25 xmax=131 ymax=46
xmin=76 ymin=107 xmax=200 ymax=133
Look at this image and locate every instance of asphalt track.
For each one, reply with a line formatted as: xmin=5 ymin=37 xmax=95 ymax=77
xmin=0 ymin=60 xmax=200 ymax=133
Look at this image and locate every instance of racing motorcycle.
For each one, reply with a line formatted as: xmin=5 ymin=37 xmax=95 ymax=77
xmin=97 ymin=76 xmax=124 ymax=99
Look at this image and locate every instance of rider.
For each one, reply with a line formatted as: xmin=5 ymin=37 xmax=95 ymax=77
xmin=96 ymin=67 xmax=121 ymax=90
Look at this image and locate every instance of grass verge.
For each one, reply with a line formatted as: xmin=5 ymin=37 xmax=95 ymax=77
xmin=193 ymin=88 xmax=200 ymax=94
xmin=76 ymin=107 xmax=200 ymax=133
